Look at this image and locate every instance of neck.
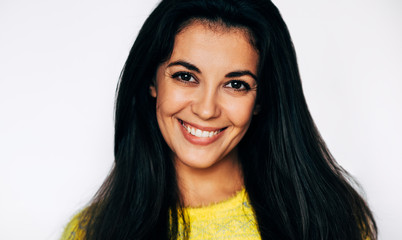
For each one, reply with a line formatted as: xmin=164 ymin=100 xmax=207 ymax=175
xmin=175 ymin=149 xmax=244 ymax=207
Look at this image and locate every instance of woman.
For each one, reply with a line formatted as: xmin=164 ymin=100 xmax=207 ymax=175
xmin=61 ymin=0 xmax=377 ymax=239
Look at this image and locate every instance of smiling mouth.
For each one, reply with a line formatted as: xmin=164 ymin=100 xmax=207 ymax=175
xmin=178 ymin=119 xmax=226 ymax=138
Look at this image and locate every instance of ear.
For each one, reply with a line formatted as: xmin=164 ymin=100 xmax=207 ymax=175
xmin=253 ymin=104 xmax=260 ymax=115
xmin=149 ymin=84 xmax=157 ymax=98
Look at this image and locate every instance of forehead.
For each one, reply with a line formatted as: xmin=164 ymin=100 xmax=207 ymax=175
xmin=169 ymin=21 xmax=259 ymax=74
xmin=178 ymin=19 xmax=256 ymax=45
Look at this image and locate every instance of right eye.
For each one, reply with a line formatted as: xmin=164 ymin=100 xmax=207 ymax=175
xmin=171 ymin=72 xmax=197 ymax=83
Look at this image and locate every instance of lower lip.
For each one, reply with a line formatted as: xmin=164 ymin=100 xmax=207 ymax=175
xmin=178 ymin=120 xmax=225 ymax=146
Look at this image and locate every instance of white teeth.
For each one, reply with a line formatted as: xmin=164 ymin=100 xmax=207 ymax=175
xmin=195 ymin=129 xmax=202 ymax=137
xmin=181 ymin=121 xmax=221 ymax=138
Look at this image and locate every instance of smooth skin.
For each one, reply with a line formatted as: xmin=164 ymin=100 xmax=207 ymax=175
xmin=150 ymin=21 xmax=259 ymax=207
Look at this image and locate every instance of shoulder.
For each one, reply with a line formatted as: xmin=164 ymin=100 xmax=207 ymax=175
xmin=60 ymin=211 xmax=87 ymax=240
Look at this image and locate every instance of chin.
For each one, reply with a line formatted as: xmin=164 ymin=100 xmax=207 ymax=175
xmin=175 ymin=156 xmax=217 ymax=170
xmin=173 ymin=148 xmax=233 ymax=170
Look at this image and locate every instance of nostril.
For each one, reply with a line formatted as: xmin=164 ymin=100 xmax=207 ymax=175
xmin=191 ymin=98 xmax=221 ymax=120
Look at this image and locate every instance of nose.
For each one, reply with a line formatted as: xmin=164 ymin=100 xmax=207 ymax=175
xmin=191 ymin=87 xmax=221 ymax=120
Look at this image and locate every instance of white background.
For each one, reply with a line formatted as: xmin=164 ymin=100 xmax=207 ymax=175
xmin=0 ymin=0 xmax=401 ymax=239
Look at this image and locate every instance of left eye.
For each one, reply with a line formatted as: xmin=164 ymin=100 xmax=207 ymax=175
xmin=225 ymin=80 xmax=251 ymax=91
xmin=171 ymin=72 xmax=196 ymax=82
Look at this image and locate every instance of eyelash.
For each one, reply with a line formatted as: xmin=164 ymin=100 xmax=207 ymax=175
xmin=171 ymin=71 xmax=197 ymax=83
xmin=171 ymin=71 xmax=252 ymax=92
xmin=224 ymin=80 xmax=251 ymax=91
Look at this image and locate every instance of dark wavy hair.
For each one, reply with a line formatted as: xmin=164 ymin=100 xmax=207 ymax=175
xmin=79 ymin=0 xmax=377 ymax=239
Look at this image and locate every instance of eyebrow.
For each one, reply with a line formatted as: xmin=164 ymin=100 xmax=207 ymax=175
xmin=167 ymin=60 xmax=257 ymax=81
xmin=167 ymin=61 xmax=201 ymax=73
xmin=225 ymin=71 xmax=257 ymax=81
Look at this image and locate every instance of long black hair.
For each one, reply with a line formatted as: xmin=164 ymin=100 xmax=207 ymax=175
xmin=79 ymin=0 xmax=377 ymax=239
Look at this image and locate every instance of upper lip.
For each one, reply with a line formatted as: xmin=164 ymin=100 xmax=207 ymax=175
xmin=178 ymin=119 xmax=226 ymax=132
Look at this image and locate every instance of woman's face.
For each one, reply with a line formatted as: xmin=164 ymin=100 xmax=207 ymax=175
xmin=150 ymin=21 xmax=259 ymax=170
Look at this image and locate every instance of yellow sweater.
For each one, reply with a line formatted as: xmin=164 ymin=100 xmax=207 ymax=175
xmin=61 ymin=189 xmax=261 ymax=240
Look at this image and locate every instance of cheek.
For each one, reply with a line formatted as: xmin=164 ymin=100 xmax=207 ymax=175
xmin=224 ymin=96 xmax=256 ymax=127
xmin=155 ymin=83 xmax=191 ymax=117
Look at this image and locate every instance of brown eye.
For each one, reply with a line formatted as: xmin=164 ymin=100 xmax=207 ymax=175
xmin=180 ymin=73 xmax=192 ymax=81
xmin=225 ymin=80 xmax=251 ymax=91
xmin=171 ymin=72 xmax=196 ymax=82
